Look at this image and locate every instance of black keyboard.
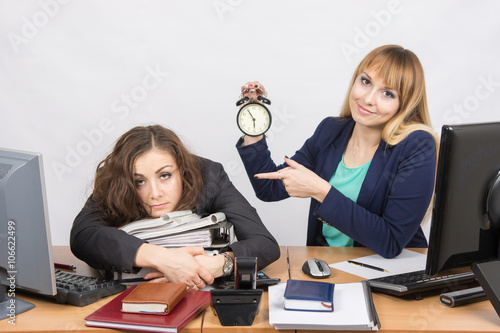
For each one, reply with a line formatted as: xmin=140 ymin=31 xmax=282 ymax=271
xmin=368 ymin=270 xmax=477 ymax=296
xmin=54 ymin=270 xmax=126 ymax=306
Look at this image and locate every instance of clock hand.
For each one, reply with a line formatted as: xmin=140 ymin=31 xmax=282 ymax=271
xmin=247 ymin=110 xmax=256 ymax=121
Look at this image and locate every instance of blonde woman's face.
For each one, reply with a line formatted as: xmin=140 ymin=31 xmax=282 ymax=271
xmin=349 ymin=70 xmax=400 ymax=131
xmin=133 ymin=149 xmax=183 ymax=218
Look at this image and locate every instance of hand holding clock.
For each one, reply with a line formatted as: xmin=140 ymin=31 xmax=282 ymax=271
xmin=240 ymin=81 xmax=268 ymax=102
xmin=238 ymin=82 xmax=331 ymax=202
xmin=236 ymin=81 xmax=272 ymax=140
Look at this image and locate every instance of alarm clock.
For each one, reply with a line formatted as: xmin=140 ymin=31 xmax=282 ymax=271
xmin=236 ymin=89 xmax=272 ymax=137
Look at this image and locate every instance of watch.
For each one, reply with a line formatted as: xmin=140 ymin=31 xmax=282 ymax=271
xmin=236 ymin=90 xmax=272 ymax=137
xmin=221 ymin=252 xmax=234 ymax=277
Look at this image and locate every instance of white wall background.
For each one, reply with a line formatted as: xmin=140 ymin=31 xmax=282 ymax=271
xmin=1 ymin=0 xmax=499 ymax=246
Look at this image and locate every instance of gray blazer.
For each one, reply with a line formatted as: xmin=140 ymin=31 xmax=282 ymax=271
xmin=70 ymin=157 xmax=280 ymax=273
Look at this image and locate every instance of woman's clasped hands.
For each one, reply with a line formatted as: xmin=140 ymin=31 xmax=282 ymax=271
xmin=135 ymin=244 xmax=220 ymax=290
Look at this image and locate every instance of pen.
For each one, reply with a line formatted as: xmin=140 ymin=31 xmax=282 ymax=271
xmin=54 ymin=263 xmax=76 ymax=270
xmin=348 ymin=260 xmax=388 ymax=273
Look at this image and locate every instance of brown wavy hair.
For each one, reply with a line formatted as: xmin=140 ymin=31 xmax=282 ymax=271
xmin=90 ymin=125 xmax=203 ymax=227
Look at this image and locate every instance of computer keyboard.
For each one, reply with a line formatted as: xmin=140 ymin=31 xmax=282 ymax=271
xmin=54 ymin=269 xmax=126 ymax=306
xmin=368 ymin=270 xmax=477 ymax=296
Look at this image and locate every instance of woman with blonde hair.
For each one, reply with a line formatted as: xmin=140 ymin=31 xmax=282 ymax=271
xmin=71 ymin=125 xmax=280 ymax=289
xmin=237 ymin=45 xmax=438 ymax=258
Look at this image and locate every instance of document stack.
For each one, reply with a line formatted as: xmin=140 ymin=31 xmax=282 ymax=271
xmin=120 ymin=210 xmax=235 ymax=249
xmin=269 ymin=281 xmax=380 ymax=331
xmin=85 ymin=285 xmax=211 ymax=332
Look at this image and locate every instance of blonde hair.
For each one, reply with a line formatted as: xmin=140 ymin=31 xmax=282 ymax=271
xmin=340 ymin=45 xmax=438 ymax=148
xmin=340 ymin=45 xmax=438 ymax=224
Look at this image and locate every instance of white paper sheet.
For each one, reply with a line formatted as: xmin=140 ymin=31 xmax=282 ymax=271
xmin=330 ymin=249 xmax=427 ymax=279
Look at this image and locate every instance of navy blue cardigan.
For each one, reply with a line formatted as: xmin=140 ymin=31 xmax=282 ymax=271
xmin=237 ymin=117 xmax=436 ymax=258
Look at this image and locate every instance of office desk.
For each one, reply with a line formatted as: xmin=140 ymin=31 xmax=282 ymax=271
xmin=288 ymin=246 xmax=500 ymax=333
xmin=3 ymin=246 xmax=500 ymax=332
xmin=1 ymin=246 xmax=289 ymax=333
xmin=1 ymin=246 xmax=205 ymax=333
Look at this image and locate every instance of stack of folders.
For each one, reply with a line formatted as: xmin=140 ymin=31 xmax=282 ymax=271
xmin=119 ymin=210 xmax=235 ymax=248
xmin=269 ymin=279 xmax=380 ymax=331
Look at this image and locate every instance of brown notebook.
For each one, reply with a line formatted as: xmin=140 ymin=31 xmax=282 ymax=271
xmin=121 ymin=282 xmax=187 ymax=315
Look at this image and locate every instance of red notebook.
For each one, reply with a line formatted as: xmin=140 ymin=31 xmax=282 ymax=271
xmin=85 ymin=285 xmax=211 ymax=333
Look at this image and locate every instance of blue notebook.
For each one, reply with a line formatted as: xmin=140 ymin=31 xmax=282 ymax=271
xmin=284 ymin=279 xmax=335 ymax=312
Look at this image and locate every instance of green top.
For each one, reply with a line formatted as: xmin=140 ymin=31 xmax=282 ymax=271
xmin=322 ymin=154 xmax=371 ymax=247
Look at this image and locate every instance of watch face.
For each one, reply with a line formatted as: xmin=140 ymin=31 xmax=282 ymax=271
xmin=222 ymin=253 xmax=234 ymax=276
xmin=237 ymin=103 xmax=272 ymax=137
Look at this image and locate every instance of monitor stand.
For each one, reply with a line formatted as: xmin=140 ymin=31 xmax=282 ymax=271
xmin=474 ymin=173 xmax=500 ymax=317
xmin=0 ymin=285 xmax=35 ymax=321
xmin=472 ymin=260 xmax=500 ymax=318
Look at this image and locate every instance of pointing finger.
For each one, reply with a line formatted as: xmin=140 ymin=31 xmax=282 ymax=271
xmin=254 ymin=167 xmax=290 ymax=180
xmin=254 ymin=171 xmax=280 ymax=180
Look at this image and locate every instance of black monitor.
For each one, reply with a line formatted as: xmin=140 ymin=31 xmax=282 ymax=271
xmin=425 ymin=122 xmax=500 ymax=276
xmin=0 ymin=148 xmax=56 ymax=321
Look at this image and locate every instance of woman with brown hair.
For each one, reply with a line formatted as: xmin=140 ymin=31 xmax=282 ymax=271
xmin=237 ymin=45 xmax=438 ymax=259
xmin=71 ymin=125 xmax=279 ymax=289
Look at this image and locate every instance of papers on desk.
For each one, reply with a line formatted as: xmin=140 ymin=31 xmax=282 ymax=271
xmin=330 ymin=249 xmax=427 ymax=279
xmin=269 ymin=281 xmax=380 ymax=331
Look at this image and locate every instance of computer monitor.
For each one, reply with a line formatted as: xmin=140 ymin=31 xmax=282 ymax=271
xmin=425 ymin=122 xmax=500 ymax=276
xmin=0 ymin=148 xmax=56 ymax=321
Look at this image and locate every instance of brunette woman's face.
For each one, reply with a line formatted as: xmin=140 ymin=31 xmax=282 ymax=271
xmin=349 ymin=69 xmax=400 ymax=131
xmin=133 ymin=149 xmax=183 ymax=217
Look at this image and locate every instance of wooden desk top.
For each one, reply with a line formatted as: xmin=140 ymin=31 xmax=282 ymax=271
xmin=3 ymin=246 xmax=500 ymax=332
xmin=1 ymin=246 xmax=290 ymax=333
xmin=0 ymin=246 xmax=203 ymax=333
xmin=287 ymin=246 xmax=500 ymax=333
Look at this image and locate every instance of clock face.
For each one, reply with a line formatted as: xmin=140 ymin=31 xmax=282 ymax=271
xmin=237 ymin=103 xmax=272 ymax=136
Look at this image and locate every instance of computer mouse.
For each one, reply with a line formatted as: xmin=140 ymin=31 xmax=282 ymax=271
xmin=302 ymin=258 xmax=332 ymax=278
